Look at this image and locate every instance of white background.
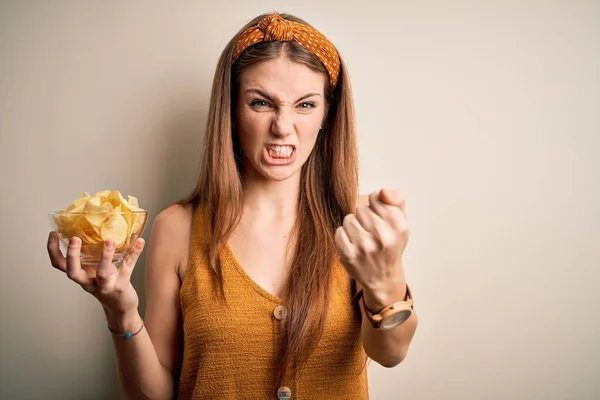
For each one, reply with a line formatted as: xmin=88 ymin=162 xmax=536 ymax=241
xmin=1 ymin=1 xmax=599 ymax=399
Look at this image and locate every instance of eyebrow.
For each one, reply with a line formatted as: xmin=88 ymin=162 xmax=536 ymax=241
xmin=244 ymin=88 xmax=322 ymax=103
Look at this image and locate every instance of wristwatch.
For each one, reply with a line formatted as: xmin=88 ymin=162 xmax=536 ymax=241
xmin=362 ymin=285 xmax=414 ymax=330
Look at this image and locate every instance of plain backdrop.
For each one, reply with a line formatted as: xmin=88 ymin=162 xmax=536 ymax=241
xmin=1 ymin=1 xmax=599 ymax=399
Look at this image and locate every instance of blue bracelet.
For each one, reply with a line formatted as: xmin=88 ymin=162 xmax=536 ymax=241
xmin=108 ymin=319 xmax=144 ymax=339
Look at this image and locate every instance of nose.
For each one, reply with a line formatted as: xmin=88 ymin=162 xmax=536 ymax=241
xmin=271 ymin=108 xmax=294 ymax=138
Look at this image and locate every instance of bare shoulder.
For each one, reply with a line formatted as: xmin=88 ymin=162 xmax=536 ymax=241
xmin=152 ymin=203 xmax=194 ymax=235
xmin=147 ymin=203 xmax=194 ymax=277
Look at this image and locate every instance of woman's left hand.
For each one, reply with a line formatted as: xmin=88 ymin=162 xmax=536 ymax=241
xmin=335 ymin=188 xmax=409 ymax=298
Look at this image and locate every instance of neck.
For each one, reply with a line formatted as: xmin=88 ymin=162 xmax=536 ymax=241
xmin=241 ymin=170 xmax=301 ymax=220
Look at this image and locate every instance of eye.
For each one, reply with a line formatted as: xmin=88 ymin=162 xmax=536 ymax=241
xmin=298 ymin=102 xmax=316 ymax=109
xmin=250 ymin=99 xmax=271 ymax=108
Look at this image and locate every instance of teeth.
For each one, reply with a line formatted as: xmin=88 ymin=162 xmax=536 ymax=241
xmin=268 ymin=145 xmax=293 ymax=157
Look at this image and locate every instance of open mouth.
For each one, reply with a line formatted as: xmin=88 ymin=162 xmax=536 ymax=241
xmin=267 ymin=145 xmax=295 ymax=159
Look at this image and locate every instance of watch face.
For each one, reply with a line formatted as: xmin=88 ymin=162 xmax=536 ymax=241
xmin=381 ymin=310 xmax=411 ymax=330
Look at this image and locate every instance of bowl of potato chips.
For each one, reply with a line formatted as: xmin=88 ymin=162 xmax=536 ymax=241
xmin=49 ymin=190 xmax=149 ymax=267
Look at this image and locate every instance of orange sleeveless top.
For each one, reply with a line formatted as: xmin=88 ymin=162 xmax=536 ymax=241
xmin=178 ymin=205 xmax=369 ymax=399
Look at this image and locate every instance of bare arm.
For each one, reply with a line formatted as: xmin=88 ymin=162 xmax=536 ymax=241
xmin=107 ymin=205 xmax=190 ymax=398
xmin=359 ymin=276 xmax=419 ymax=367
xmin=105 ymin=307 xmax=174 ymax=400
xmin=47 ymin=204 xmax=191 ymax=400
xmin=355 ymin=193 xmax=418 ymax=367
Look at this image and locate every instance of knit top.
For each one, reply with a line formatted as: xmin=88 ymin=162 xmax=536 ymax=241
xmin=177 ymin=205 xmax=369 ymax=399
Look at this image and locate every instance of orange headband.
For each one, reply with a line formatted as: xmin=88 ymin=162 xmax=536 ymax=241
xmin=232 ymin=14 xmax=341 ymax=88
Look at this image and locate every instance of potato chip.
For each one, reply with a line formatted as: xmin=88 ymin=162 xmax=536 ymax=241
xmin=92 ymin=190 xmax=111 ymax=198
xmin=55 ymin=190 xmax=147 ymax=249
xmin=100 ymin=212 xmax=128 ymax=246
xmin=84 ymin=197 xmax=114 ymax=229
xmin=128 ymin=195 xmax=139 ymax=208
xmin=66 ymin=197 xmax=88 ymax=211
xmin=77 ymin=227 xmax=102 ymax=244
xmin=56 ymin=203 xmax=84 ymax=230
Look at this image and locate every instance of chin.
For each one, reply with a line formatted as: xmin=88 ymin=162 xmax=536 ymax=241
xmin=259 ymin=167 xmax=301 ymax=182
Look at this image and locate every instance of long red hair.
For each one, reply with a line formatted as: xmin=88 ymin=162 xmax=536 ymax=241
xmin=179 ymin=12 xmax=359 ymax=392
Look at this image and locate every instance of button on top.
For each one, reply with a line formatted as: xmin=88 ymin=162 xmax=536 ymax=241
xmin=277 ymin=386 xmax=292 ymax=399
xmin=273 ymin=305 xmax=287 ymax=321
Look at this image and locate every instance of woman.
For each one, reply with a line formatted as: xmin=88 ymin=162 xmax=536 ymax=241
xmin=47 ymin=12 xmax=418 ymax=400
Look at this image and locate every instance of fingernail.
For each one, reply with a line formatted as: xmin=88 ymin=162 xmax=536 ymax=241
xmin=105 ymin=240 xmax=114 ymax=250
xmin=69 ymin=237 xmax=80 ymax=247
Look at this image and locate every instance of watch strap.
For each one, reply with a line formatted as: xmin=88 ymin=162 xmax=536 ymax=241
xmin=362 ymin=284 xmax=414 ymax=330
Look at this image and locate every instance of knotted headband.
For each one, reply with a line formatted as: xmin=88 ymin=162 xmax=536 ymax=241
xmin=232 ymin=13 xmax=341 ymax=88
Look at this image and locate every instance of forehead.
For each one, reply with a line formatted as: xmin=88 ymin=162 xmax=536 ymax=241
xmin=238 ymin=56 xmax=326 ymax=98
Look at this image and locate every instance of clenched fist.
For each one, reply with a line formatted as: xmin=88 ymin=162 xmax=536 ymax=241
xmin=335 ymin=188 xmax=409 ymax=299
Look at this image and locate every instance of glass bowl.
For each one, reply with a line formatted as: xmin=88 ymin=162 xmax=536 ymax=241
xmin=48 ymin=210 xmax=149 ymax=267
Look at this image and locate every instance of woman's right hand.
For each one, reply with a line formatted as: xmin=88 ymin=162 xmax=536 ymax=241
xmin=47 ymin=232 xmax=146 ymax=316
